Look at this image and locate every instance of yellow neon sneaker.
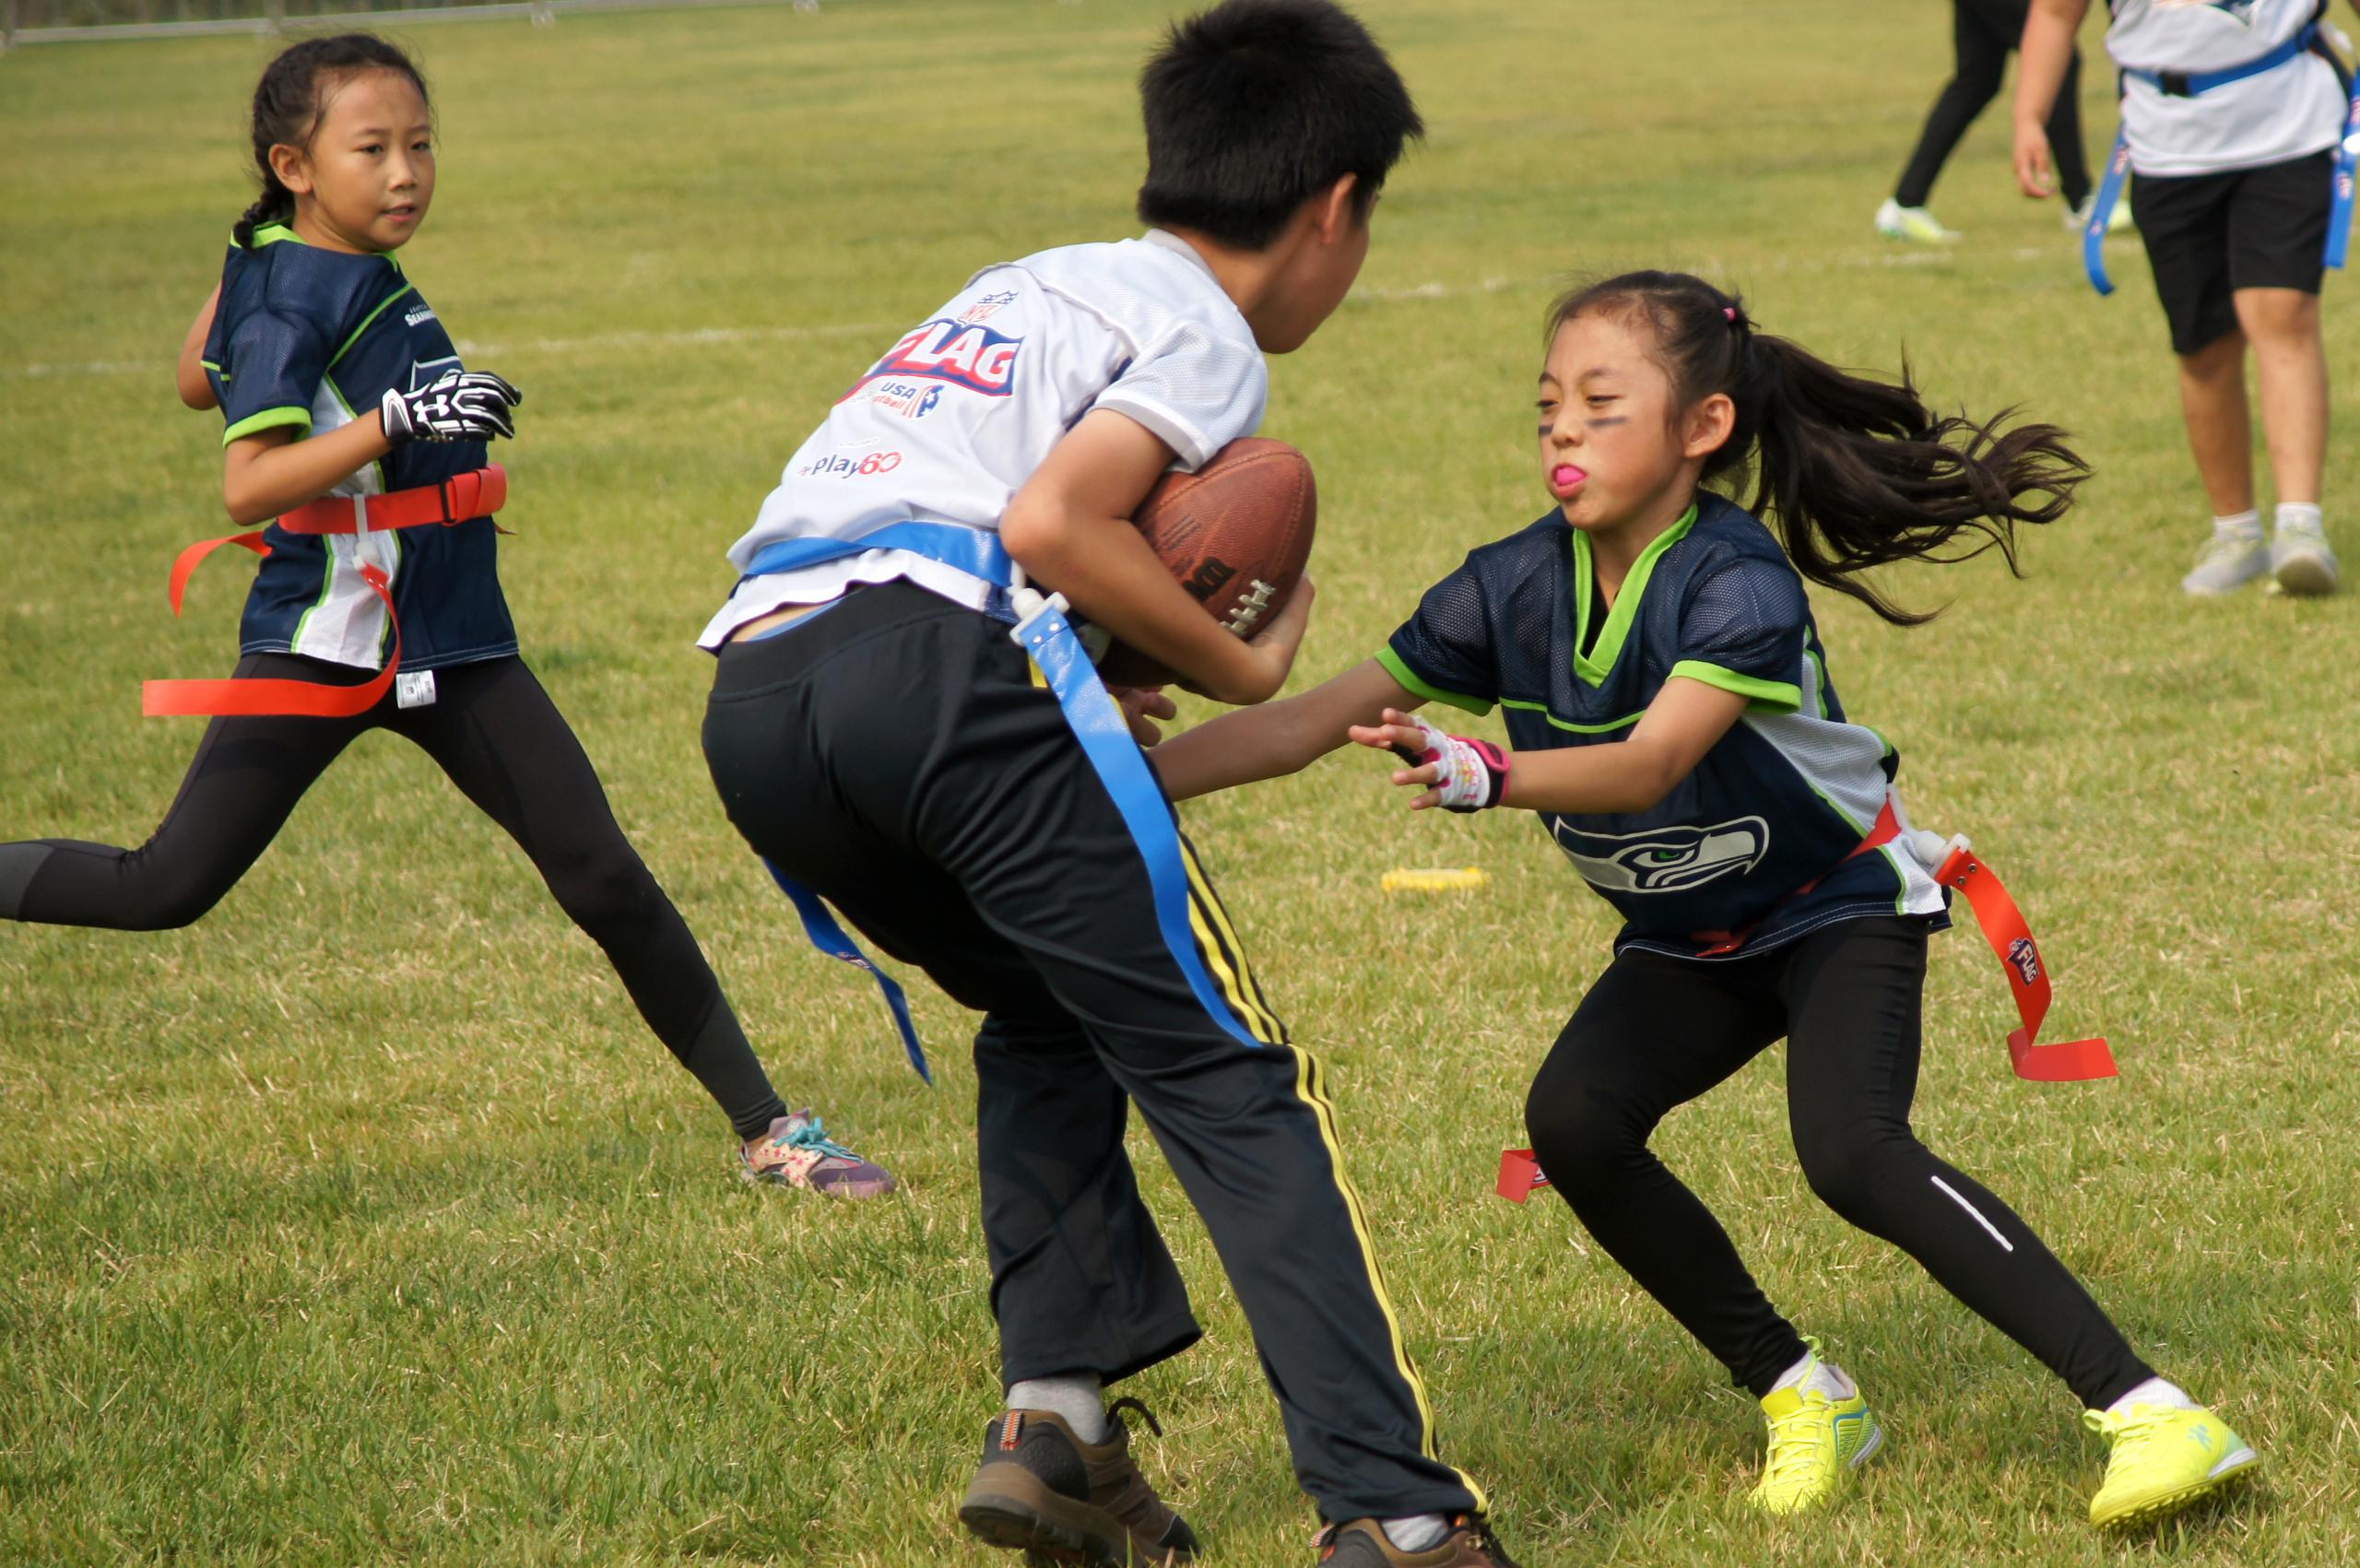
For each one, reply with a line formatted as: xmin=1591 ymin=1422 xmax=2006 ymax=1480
xmin=1748 ymin=1350 xmax=1883 ymax=1515
xmin=2083 ymin=1404 xmax=2258 ymax=1529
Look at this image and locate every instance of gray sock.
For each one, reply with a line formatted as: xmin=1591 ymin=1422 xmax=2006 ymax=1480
xmin=1006 ymin=1375 xmax=1105 ymax=1443
xmin=1383 ymin=1514 xmax=1450 ymax=1552
xmin=0 ymin=844 xmax=53 ymax=921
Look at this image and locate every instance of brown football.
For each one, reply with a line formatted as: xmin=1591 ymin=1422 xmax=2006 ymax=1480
xmin=1097 ymin=437 xmax=1318 ymax=688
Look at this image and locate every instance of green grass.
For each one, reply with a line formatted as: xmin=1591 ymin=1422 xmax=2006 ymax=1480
xmin=5 ymin=2 xmax=2359 ymax=1562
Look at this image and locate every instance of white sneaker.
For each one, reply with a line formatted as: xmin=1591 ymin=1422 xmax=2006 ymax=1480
xmin=2063 ymin=195 xmax=2135 ymax=235
xmin=2271 ymin=515 xmax=2340 ymax=595
xmin=2180 ymin=532 xmax=2269 ymax=595
xmin=1875 ymin=198 xmax=1959 ymax=243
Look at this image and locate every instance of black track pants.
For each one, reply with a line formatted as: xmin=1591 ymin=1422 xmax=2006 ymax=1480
xmin=700 ymin=583 xmax=1481 ymax=1522
xmin=0 ymin=654 xmax=786 ymax=1140
xmin=1895 ymin=0 xmax=2092 ymax=211
xmin=1522 ymin=916 xmax=2153 ymax=1409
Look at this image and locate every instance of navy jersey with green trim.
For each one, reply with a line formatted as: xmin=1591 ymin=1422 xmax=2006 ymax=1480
xmin=1381 ymin=495 xmax=1947 ymax=960
xmin=203 ymin=226 xmax=516 ymax=671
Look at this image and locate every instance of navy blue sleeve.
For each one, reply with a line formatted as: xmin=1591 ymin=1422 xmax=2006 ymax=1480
xmin=1670 ymin=555 xmax=1809 ymax=711
xmin=207 ymin=260 xmax=336 ymax=449
xmin=1378 ymin=557 xmax=1499 ymax=716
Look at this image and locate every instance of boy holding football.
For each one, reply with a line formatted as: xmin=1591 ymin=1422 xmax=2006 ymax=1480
xmin=695 ymin=3 xmax=1512 ymax=1564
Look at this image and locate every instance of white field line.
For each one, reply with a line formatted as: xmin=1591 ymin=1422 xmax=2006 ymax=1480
xmin=6 ymin=318 xmax=887 ymax=385
xmin=8 ymin=246 xmax=2086 ymax=384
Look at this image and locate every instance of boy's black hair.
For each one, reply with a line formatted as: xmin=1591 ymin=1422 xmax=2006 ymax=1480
xmin=1137 ymin=0 xmax=1422 ymax=251
xmin=234 ymin=33 xmax=429 ymax=248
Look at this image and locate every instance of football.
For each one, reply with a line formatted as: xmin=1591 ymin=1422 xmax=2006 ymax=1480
xmin=1096 ymin=437 xmax=1318 ymax=688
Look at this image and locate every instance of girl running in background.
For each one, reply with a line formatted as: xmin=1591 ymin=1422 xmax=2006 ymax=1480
xmin=1152 ymin=270 xmax=2254 ymax=1529
xmin=0 ymin=33 xmax=891 ymax=1199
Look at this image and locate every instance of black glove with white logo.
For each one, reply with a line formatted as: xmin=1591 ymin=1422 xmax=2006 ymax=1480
xmin=379 ymin=370 xmax=522 ymax=445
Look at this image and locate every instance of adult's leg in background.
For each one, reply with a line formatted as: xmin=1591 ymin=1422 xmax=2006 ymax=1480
xmin=1894 ymin=0 xmax=2014 ymax=208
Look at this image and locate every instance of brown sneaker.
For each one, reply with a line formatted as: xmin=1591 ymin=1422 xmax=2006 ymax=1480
xmin=958 ymin=1398 xmax=1198 ymax=1565
xmin=1313 ymin=1515 xmax=1521 ymax=1568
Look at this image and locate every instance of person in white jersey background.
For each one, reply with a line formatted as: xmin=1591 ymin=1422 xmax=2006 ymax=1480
xmin=2015 ymin=0 xmax=2349 ymax=595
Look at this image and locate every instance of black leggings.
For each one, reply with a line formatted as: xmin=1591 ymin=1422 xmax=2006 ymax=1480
xmin=1523 ymin=916 xmax=2151 ymax=1409
xmin=1895 ymin=0 xmax=2092 ymax=211
xmin=0 ymin=653 xmax=786 ymax=1140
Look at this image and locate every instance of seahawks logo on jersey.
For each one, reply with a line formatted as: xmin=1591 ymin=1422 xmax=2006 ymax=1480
xmin=1552 ymin=817 xmax=1770 ymax=893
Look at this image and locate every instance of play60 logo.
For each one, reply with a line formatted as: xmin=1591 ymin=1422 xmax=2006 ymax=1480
xmin=801 ymin=447 xmax=904 ymax=480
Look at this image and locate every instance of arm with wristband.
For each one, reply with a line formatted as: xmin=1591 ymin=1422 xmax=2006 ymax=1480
xmin=210 ymin=284 xmax=522 ymax=525
xmin=1348 ymin=678 xmax=1745 ymax=814
xmin=220 ymin=370 xmax=521 ymax=525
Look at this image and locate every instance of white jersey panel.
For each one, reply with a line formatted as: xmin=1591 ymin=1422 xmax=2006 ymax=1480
xmin=286 ymin=381 xmax=399 ymax=669
xmin=2107 ymin=0 xmax=2346 ymax=175
xmin=699 ymin=231 xmax=1268 ymax=648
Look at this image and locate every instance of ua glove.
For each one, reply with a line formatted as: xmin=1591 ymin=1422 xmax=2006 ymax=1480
xmin=1389 ymin=712 xmax=1512 ymax=812
xmin=380 ymin=370 xmax=522 ymax=445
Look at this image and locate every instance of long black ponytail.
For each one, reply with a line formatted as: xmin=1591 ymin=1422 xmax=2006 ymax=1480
xmin=1549 ymin=270 xmax=2088 ymax=626
xmin=234 ymin=33 xmax=430 ymax=249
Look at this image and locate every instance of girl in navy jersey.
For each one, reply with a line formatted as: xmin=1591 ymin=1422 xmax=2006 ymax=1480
xmin=1154 ymin=271 xmax=2253 ymax=1529
xmin=0 ymin=34 xmax=889 ymax=1199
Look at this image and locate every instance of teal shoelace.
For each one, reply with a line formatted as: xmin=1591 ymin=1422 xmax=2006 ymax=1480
xmin=778 ymin=1116 xmax=857 ymax=1161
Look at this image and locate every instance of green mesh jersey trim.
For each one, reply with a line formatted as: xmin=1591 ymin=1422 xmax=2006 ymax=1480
xmin=1375 ymin=646 xmax=1493 ymax=715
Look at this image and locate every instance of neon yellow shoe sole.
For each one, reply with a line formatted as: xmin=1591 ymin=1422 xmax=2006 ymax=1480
xmin=2085 ymin=1404 xmax=2259 ymax=1530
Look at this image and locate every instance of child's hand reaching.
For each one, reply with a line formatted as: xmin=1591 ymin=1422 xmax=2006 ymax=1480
xmin=1109 ymin=685 xmax=1178 ymax=747
xmin=1349 ymin=709 xmax=1510 ymax=812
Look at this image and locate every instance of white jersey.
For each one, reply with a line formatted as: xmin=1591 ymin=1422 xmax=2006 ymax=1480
xmin=2106 ymin=0 xmax=2346 ymax=176
xmin=699 ymin=230 xmax=1268 ymax=647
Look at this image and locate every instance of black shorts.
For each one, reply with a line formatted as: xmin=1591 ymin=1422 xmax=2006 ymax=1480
xmin=2130 ymin=148 xmax=2333 ymax=354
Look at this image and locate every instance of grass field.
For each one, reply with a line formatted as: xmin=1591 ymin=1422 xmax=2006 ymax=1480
xmin=6 ymin=1 xmax=2360 ymax=1562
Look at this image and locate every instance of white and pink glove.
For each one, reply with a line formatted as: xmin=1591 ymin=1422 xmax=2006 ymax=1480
xmin=1386 ymin=712 xmax=1512 ymax=812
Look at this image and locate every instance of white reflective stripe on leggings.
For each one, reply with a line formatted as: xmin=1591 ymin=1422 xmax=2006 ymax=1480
xmin=1929 ymin=1174 xmax=2015 ymax=1254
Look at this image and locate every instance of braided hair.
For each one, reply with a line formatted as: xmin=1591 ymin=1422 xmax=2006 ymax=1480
xmin=1547 ymin=270 xmax=2088 ymax=626
xmin=233 ymin=33 xmax=429 ymax=249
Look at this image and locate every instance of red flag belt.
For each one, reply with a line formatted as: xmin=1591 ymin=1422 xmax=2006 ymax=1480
xmin=142 ymin=466 xmax=507 ymax=720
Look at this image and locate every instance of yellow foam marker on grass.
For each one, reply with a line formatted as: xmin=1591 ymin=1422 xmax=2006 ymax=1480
xmin=1381 ymin=867 xmax=1489 ymax=894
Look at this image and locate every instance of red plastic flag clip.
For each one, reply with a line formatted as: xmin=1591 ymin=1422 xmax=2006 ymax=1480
xmin=1495 ymin=1147 xmax=1552 ymax=1203
xmin=1929 ymin=838 xmax=2117 ymax=1082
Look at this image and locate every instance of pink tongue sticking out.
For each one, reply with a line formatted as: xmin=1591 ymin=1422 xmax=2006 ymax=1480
xmin=1553 ymin=465 xmax=1587 ymax=487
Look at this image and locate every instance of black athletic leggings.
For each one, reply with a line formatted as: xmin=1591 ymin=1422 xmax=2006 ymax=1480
xmin=1895 ymin=0 xmax=2092 ymax=211
xmin=1523 ymin=916 xmax=2151 ymax=1409
xmin=0 ymin=653 xmax=786 ymax=1140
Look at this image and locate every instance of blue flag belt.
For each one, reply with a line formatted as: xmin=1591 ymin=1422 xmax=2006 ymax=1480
xmin=2086 ymin=26 xmax=2358 ymax=293
xmin=738 ymin=523 xmax=1269 ymax=1081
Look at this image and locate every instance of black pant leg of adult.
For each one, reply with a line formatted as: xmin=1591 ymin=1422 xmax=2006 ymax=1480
xmin=1894 ymin=0 xmax=2016 ymax=208
xmin=2049 ymin=47 xmax=2094 ymax=210
xmin=1522 ymin=946 xmax=1807 ymax=1396
xmin=702 ymin=586 xmax=1481 ymax=1522
xmin=398 ymin=656 xmax=786 ymax=1139
xmin=0 ymin=654 xmax=363 ymax=929
xmin=1778 ymin=917 xmax=2154 ymax=1409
